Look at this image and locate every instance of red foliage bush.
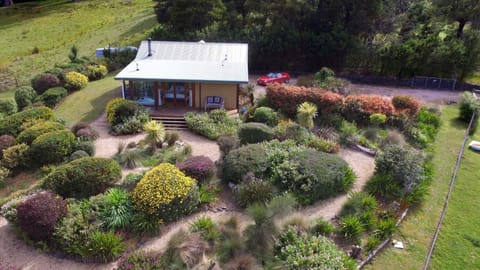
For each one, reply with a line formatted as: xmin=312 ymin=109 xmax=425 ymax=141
xmin=342 ymin=95 xmax=394 ymax=124
xmin=31 ymin=74 xmax=60 ymax=95
xmin=76 ymin=127 xmax=99 ymax=140
xmin=266 ymin=83 xmax=343 ymax=117
xmin=16 ymin=192 xmax=67 ymax=242
xmin=392 ymin=95 xmax=421 ymax=117
xmin=176 ymin=155 xmax=215 ymax=183
xmin=0 ymin=135 xmax=16 ymax=152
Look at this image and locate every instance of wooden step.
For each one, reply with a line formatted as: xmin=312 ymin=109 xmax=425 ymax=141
xmin=151 ymin=116 xmax=188 ymax=130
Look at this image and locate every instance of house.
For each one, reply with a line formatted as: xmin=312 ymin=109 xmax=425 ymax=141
xmin=114 ymin=39 xmax=249 ymax=111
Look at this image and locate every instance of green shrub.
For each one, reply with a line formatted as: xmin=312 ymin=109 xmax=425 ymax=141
xmin=0 ymin=106 xmax=54 ymax=137
xmin=297 ymin=102 xmax=318 ymax=129
xmin=106 ymin=98 xmax=139 ymax=127
xmin=87 ymin=231 xmax=125 ymax=262
xmin=0 ymin=99 xmax=17 ymax=116
xmin=16 ymin=192 xmax=67 ymax=242
xmin=14 ymin=86 xmax=38 ymax=110
xmin=338 ymin=215 xmax=364 ymax=243
xmin=283 ymin=122 xmax=313 ymax=144
xmin=73 ymin=140 xmax=95 ymax=156
xmin=272 ymin=149 xmax=355 ymax=205
xmin=275 ymin=227 xmax=356 ymax=270
xmin=43 ymin=157 xmax=121 ymax=198
xmin=365 ymin=174 xmax=401 ymax=200
xmin=253 ymin=106 xmax=278 ymax=127
xmin=375 ymin=144 xmax=425 ymax=197
xmin=340 ymin=192 xmax=378 ymax=217
xmin=190 ymin=216 xmax=220 ymax=243
xmin=311 ymin=217 xmax=335 ymax=236
xmin=116 ymin=252 xmax=168 ymax=270
xmin=365 ymin=236 xmax=381 ymax=253
xmin=339 ymin=120 xmax=358 ymax=145
xmin=217 ymin=135 xmax=239 ymax=157
xmin=0 ymin=134 xmax=16 ymax=156
xmin=374 ymin=218 xmax=397 ymax=240
xmin=100 ymin=188 xmax=133 ymax=230
xmin=1 ymin=143 xmax=29 ymax=170
xmin=306 ymin=136 xmax=339 ymax=153
xmin=130 ymin=211 xmax=163 ymax=236
xmin=36 ymin=87 xmax=67 ymax=108
xmin=0 ymin=166 xmax=9 ymax=187
xmin=29 ymin=130 xmax=76 ymax=165
xmin=369 ymin=113 xmax=387 ymax=126
xmin=132 ymin=163 xmax=199 ymax=221
xmin=86 ymin=64 xmax=108 ymax=81
xmin=17 ymin=121 xmax=67 ymax=145
xmin=459 ymin=92 xmax=479 ymax=122
xmin=31 ymin=73 xmax=60 ymax=94
xmin=222 ymin=143 xmax=268 ymax=184
xmin=69 ymin=150 xmax=89 ymax=161
xmin=64 ymin=71 xmax=88 ymax=91
xmin=238 ymin=122 xmax=274 ymax=144
xmin=164 ymin=131 xmax=180 ymax=146
xmin=185 ymin=111 xmax=240 ymax=140
xmin=235 ymin=177 xmax=275 ymax=208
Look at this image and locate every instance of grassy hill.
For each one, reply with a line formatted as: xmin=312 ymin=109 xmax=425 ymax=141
xmin=0 ymin=0 xmax=156 ymax=92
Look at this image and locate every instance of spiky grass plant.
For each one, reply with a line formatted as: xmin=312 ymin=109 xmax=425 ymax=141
xmin=297 ymin=102 xmax=318 ymax=129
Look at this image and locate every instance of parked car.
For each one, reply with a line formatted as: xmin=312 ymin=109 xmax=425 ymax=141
xmin=257 ymin=72 xmax=291 ymax=86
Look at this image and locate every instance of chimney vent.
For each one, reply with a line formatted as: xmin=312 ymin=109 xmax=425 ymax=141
xmin=147 ymin=38 xmax=152 ymax=57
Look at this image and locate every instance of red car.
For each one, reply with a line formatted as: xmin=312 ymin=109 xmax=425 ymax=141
xmin=257 ymin=72 xmax=291 ymax=86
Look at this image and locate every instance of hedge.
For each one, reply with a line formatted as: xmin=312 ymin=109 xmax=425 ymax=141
xmin=43 ymin=157 xmax=121 ymax=198
xmin=29 ymin=130 xmax=76 ymax=165
xmin=0 ymin=106 xmax=54 ymax=137
xmin=237 ymin=122 xmax=275 ymax=144
xmin=343 ymin=95 xmax=395 ymax=124
xmin=17 ymin=121 xmax=67 ymax=145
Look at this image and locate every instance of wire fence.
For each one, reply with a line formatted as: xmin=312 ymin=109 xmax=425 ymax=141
xmin=422 ymin=109 xmax=477 ymax=270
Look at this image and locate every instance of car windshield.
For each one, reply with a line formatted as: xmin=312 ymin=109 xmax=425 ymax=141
xmin=267 ymin=72 xmax=275 ymax=78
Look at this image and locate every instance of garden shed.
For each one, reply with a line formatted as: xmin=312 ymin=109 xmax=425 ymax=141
xmin=114 ymin=39 xmax=249 ymax=111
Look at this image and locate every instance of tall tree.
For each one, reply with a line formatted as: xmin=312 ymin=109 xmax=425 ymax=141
xmin=433 ymin=0 xmax=480 ymax=38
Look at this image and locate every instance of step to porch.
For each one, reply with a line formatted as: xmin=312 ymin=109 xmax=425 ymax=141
xmin=151 ymin=115 xmax=188 ymax=130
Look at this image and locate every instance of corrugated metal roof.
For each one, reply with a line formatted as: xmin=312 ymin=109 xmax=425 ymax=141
xmin=115 ymin=41 xmax=248 ymax=83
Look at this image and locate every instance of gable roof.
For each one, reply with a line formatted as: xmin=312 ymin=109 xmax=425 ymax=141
xmin=114 ymin=40 xmax=249 ymax=83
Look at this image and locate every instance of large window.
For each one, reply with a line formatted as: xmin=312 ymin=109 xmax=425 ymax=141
xmin=132 ymin=81 xmax=154 ymax=106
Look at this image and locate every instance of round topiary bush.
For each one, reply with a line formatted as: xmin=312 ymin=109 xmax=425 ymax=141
xmin=176 ymin=155 xmax=215 ymax=183
xmin=64 ymin=71 xmax=88 ymax=91
xmin=132 ymin=163 xmax=199 ymax=221
xmin=1 ymin=143 xmax=29 ymax=170
xmin=73 ymin=140 xmax=95 ymax=156
xmin=29 ymin=130 xmax=76 ymax=165
xmin=253 ymin=106 xmax=278 ymax=127
xmin=0 ymin=106 xmax=54 ymax=137
xmin=106 ymin=98 xmax=140 ymax=127
xmin=31 ymin=73 xmax=60 ymax=95
xmin=0 ymin=98 xmax=17 ymax=116
xmin=237 ymin=122 xmax=274 ymax=145
xmin=222 ymin=143 xmax=268 ymax=184
xmin=16 ymin=192 xmax=67 ymax=242
xmin=43 ymin=157 xmax=121 ymax=198
xmin=36 ymin=87 xmax=68 ymax=108
xmin=86 ymin=64 xmax=108 ymax=81
xmin=14 ymin=86 xmax=38 ymax=110
xmin=17 ymin=121 xmax=67 ymax=145
xmin=69 ymin=150 xmax=89 ymax=161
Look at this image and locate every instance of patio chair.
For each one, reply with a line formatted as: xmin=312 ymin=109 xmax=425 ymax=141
xmin=205 ymin=96 xmax=224 ymax=111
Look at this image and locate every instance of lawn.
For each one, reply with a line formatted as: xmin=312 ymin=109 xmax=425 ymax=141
xmin=465 ymin=72 xmax=480 ymax=85
xmin=0 ymin=0 xmax=156 ymax=91
xmin=365 ymin=105 xmax=468 ymax=269
xmin=54 ymin=73 xmax=120 ymax=125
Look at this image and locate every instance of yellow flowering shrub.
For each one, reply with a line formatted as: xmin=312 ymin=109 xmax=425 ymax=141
xmin=132 ymin=163 xmax=199 ymax=221
xmin=86 ymin=64 xmax=108 ymax=80
xmin=64 ymin=71 xmax=88 ymax=91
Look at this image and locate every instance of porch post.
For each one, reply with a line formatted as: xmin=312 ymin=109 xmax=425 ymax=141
xmin=161 ymin=82 xmax=166 ymax=106
xmin=154 ymin=81 xmax=159 ymax=110
xmin=236 ymin=83 xmax=240 ymax=112
xmin=173 ymin=82 xmax=177 ymax=107
xmin=199 ymin=83 xmax=203 ymax=110
xmin=192 ymin=83 xmax=196 ymax=109
xmin=128 ymin=80 xmax=133 ymax=100
xmin=121 ymin=80 xmax=126 ymax=99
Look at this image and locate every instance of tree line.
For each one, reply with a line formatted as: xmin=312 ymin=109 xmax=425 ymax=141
xmin=152 ymin=0 xmax=480 ymax=81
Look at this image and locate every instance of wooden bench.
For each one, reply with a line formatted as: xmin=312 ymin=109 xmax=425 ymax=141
xmin=205 ymin=96 xmax=224 ymax=111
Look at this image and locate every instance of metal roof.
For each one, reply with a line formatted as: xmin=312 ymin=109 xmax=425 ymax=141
xmin=115 ymin=41 xmax=249 ymax=83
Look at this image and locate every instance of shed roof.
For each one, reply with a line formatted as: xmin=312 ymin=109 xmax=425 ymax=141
xmin=114 ymin=40 xmax=248 ymax=83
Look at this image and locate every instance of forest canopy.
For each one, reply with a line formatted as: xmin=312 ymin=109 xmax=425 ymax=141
xmin=152 ymin=0 xmax=480 ymax=80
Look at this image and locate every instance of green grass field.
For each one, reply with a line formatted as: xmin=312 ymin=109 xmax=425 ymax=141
xmin=0 ymin=0 xmax=156 ymax=91
xmin=366 ymin=105 xmax=473 ymax=269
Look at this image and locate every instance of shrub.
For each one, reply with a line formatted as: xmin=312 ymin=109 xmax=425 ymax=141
xmin=190 ymin=216 xmax=220 ymax=243
xmin=266 ymin=83 xmax=343 ymax=118
xmin=16 ymin=192 xmax=67 ymax=241
xmin=252 ymin=106 xmax=278 ymax=127
xmin=132 ymin=163 xmax=199 ymax=221
xmin=71 ymin=121 xmax=99 ymax=140
xmin=43 ymin=157 xmax=121 ymax=198
xmin=36 ymin=87 xmax=67 ymax=108
xmin=17 ymin=121 xmax=67 ymax=145
xmin=340 ymin=192 xmax=378 ymax=217
xmin=100 ymin=188 xmax=133 ymax=230
xmin=375 ymin=144 xmax=424 ymax=196
xmin=365 ymin=236 xmax=381 ymax=253
xmin=217 ymin=135 xmax=239 ymax=157
xmin=111 ymin=109 xmax=150 ymax=135
xmin=29 ymin=130 xmax=76 ymax=165
xmin=0 ymin=134 xmax=16 ymax=154
xmin=64 ymin=71 xmax=88 ymax=91
xmin=73 ymin=140 xmax=95 ymax=156
xmin=116 ymin=252 xmax=168 ymax=270
xmin=238 ymin=122 xmax=274 ymax=144
xmin=176 ymin=155 xmax=215 ymax=183
xmin=69 ymin=150 xmax=89 ymax=161
xmin=0 ymin=106 xmax=54 ymax=137
xmin=164 ymin=131 xmax=179 ymax=146
xmin=339 ymin=120 xmax=358 ymax=145
xmin=271 ymin=148 xmax=355 ymax=205
xmin=31 ymin=73 xmax=60 ymax=95
xmin=130 ymin=211 xmax=163 ymax=236
xmin=235 ymin=177 xmax=275 ymax=208
xmin=0 ymin=99 xmax=17 ymax=116
xmin=374 ymin=218 xmax=397 ymax=240
xmin=1 ymin=143 xmax=29 ymax=170
xmin=459 ymin=92 xmax=479 ymax=122
xmin=343 ymin=95 xmax=394 ymax=124
xmin=297 ymin=102 xmax=318 ymax=129
xmin=382 ymin=129 xmax=406 ymax=146
xmin=87 ymin=231 xmax=125 ymax=262
xmin=338 ymin=215 xmax=364 ymax=242
xmin=86 ymin=64 xmax=108 ymax=81
xmin=306 ymin=136 xmax=339 ymax=153
xmin=184 ymin=111 xmax=240 ymax=140
xmin=222 ymin=143 xmax=268 ymax=184
xmin=223 ymin=255 xmax=260 ymax=270
xmin=311 ymin=217 xmax=335 ymax=236
xmin=14 ymin=86 xmax=38 ymax=111
xmin=369 ymin=113 xmax=387 ymax=126
xmin=0 ymin=166 xmax=9 ymax=187
xmin=392 ymin=95 xmax=421 ymax=117
xmin=106 ymin=98 xmax=149 ymax=135
xmin=275 ymin=227 xmax=355 ymax=270
xmin=283 ymin=122 xmax=313 ymax=144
